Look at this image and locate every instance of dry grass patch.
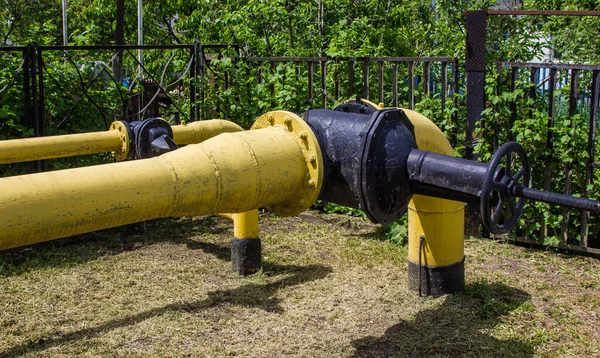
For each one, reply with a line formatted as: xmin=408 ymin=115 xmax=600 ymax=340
xmin=0 ymin=211 xmax=599 ymax=357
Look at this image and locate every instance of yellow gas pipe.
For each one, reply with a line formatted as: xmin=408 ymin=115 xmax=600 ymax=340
xmin=214 ymin=211 xmax=260 ymax=239
xmin=0 ymin=119 xmax=243 ymax=164
xmin=0 ymin=121 xmax=131 ymax=163
xmin=171 ymin=120 xmax=244 ymax=145
xmin=403 ymin=108 xmax=465 ymax=295
xmin=0 ymin=111 xmax=322 ymax=255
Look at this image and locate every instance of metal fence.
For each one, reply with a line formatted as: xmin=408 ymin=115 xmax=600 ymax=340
xmin=466 ymin=10 xmax=600 ymax=254
xmin=494 ymin=62 xmax=600 ymax=253
xmin=2 ymin=35 xmax=599 ymax=253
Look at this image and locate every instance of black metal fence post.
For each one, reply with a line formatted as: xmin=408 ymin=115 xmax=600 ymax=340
xmin=190 ymin=43 xmax=196 ymax=121
xmin=464 ymin=10 xmax=487 ymax=160
xmin=581 ymin=70 xmax=600 ymax=246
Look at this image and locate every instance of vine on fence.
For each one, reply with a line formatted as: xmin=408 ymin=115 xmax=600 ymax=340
xmin=477 ymin=70 xmax=599 ymax=246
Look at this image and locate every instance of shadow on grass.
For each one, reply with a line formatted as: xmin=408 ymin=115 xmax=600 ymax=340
xmin=0 ymin=263 xmax=332 ymax=358
xmin=185 ymin=240 xmax=232 ymax=261
xmin=0 ymin=216 xmax=230 ymax=277
xmin=352 ymin=281 xmax=534 ymax=357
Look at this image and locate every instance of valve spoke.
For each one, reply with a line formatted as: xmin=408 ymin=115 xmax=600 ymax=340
xmin=514 ymin=167 xmax=524 ymax=182
xmin=508 ymin=198 xmax=517 ymax=213
xmin=493 ymin=199 xmax=504 ymax=224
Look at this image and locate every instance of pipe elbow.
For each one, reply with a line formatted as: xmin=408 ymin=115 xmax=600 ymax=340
xmin=400 ymin=109 xmax=454 ymax=156
xmin=402 ymin=108 xmax=464 ymax=269
xmin=172 ymin=120 xmax=244 ymax=145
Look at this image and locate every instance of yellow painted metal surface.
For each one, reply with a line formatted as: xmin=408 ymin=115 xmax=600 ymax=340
xmin=251 ymin=111 xmax=324 ymax=216
xmin=171 ymin=120 xmax=244 ymax=145
xmin=402 ymin=108 xmax=465 ymax=267
xmin=109 ymin=121 xmax=130 ymax=161
xmin=0 ymin=114 xmax=322 ymax=251
xmin=0 ymin=119 xmax=244 ymax=165
xmin=233 ymin=210 xmax=260 ymax=239
xmin=0 ymin=124 xmax=128 ymax=164
xmin=215 ymin=213 xmax=234 ymax=221
xmin=214 ymin=210 xmax=260 ymax=238
xmin=339 ymin=98 xmax=384 ymax=111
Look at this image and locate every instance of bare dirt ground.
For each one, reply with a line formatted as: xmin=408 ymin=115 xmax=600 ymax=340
xmin=1 ymin=210 xmax=599 ymax=357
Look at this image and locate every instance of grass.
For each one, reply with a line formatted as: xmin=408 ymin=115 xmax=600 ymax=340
xmin=0 ymin=211 xmax=599 ymax=357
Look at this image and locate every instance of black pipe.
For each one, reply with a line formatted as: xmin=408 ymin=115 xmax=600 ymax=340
xmin=515 ymin=187 xmax=600 ymax=213
xmin=407 ymin=149 xmax=489 ymax=199
xmin=407 ymin=148 xmax=600 ymax=213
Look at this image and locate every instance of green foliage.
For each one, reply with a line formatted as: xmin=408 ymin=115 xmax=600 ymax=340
xmin=476 ymin=68 xmax=599 ymax=245
xmin=382 ymin=216 xmax=409 ymax=246
xmin=313 ymin=200 xmax=367 ymax=219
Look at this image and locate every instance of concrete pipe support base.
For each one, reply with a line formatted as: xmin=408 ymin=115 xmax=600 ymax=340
xmin=408 ymin=258 xmax=465 ymax=296
xmin=229 ymin=210 xmax=261 ymax=275
xmin=231 ymin=238 xmax=262 ymax=275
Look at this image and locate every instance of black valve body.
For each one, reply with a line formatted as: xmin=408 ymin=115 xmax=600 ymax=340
xmin=304 ymin=108 xmax=417 ymax=225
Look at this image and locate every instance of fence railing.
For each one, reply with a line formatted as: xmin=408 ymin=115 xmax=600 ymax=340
xmin=2 ymin=42 xmax=599 ymax=254
xmin=214 ymin=55 xmax=461 ymax=145
xmin=494 ymin=61 xmax=600 ymax=254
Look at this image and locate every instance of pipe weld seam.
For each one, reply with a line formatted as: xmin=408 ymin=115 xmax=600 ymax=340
xmin=199 ymin=145 xmax=223 ymax=211
xmin=238 ymin=134 xmax=262 ymax=204
xmin=407 ymin=204 xmax=465 ymax=214
xmin=158 ymin=156 xmax=181 ymax=216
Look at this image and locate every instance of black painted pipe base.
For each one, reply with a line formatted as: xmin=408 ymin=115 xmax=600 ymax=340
xmin=231 ymin=238 xmax=261 ymax=275
xmin=408 ymin=258 xmax=465 ymax=296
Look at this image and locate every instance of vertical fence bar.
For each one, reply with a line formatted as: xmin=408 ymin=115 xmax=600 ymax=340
xmin=581 ymin=70 xmax=600 ymax=246
xmin=452 ymin=60 xmax=459 ymax=147
xmin=408 ymin=61 xmax=415 ymax=110
xmin=308 ymin=61 xmax=314 ymax=105
xmin=196 ymin=43 xmax=204 ymax=120
xmin=529 ymin=67 xmax=537 ymax=121
xmin=348 ymin=60 xmax=355 ymax=98
xmin=37 ymin=47 xmax=47 ymax=172
xmin=270 ymin=61 xmax=275 ymax=106
xmin=423 ymin=61 xmax=430 ymax=97
xmin=561 ymin=69 xmax=579 ymax=243
xmin=244 ymin=61 xmax=252 ymax=124
xmin=392 ymin=62 xmax=398 ymax=107
xmin=541 ymin=67 xmax=557 ymax=240
xmin=189 ymin=46 xmax=196 ymax=121
xmin=23 ymin=48 xmax=31 ymax=132
xmin=378 ymin=61 xmax=384 ymax=104
xmin=465 ymin=10 xmax=488 ymax=160
xmin=334 ymin=59 xmax=340 ymax=99
xmin=321 ymin=59 xmax=326 ymax=108
xmin=509 ymin=67 xmax=518 ymax=142
xmin=232 ymin=48 xmax=240 ymax=121
xmin=29 ymin=44 xmax=42 ymax=172
xmin=295 ymin=61 xmax=301 ymax=113
xmin=363 ymin=59 xmax=369 ymax=100
xmin=256 ymin=63 xmax=262 ymax=84
xmin=441 ymin=61 xmax=448 ymax=125
xmin=494 ymin=63 xmax=502 ymax=152
xmin=21 ymin=48 xmax=33 ymax=173
xmin=30 ymin=45 xmax=39 ymax=138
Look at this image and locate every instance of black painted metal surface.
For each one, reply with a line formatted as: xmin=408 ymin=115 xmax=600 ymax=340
xmin=231 ymin=238 xmax=261 ymax=276
xmin=129 ymin=118 xmax=178 ymax=159
xmin=304 ymin=108 xmax=417 ymax=225
xmin=407 ymin=149 xmax=489 ymax=204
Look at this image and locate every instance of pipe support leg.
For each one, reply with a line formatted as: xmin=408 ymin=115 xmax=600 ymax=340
xmin=230 ymin=210 xmax=261 ymax=275
xmin=403 ymin=109 xmax=465 ymax=295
